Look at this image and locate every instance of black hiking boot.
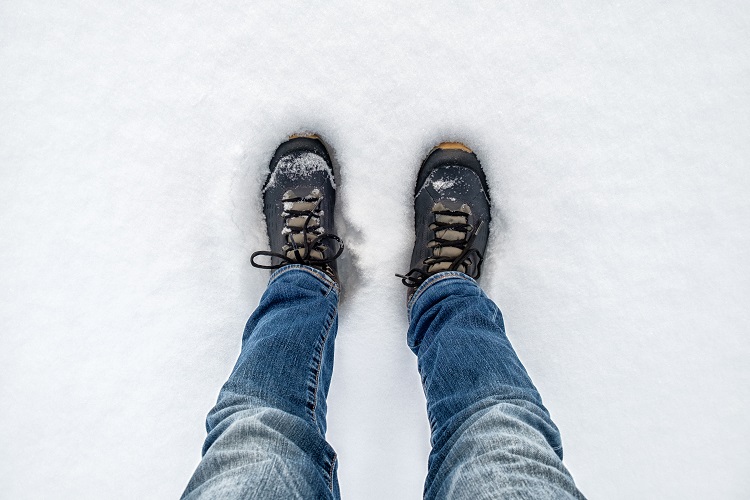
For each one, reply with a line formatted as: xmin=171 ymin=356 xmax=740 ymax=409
xmin=396 ymin=142 xmax=491 ymax=300
xmin=250 ymin=135 xmax=344 ymax=282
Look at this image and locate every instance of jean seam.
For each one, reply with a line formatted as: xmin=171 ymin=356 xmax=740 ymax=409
xmin=309 ymin=303 xmax=337 ymax=427
xmin=327 ymin=453 xmax=337 ymax=493
xmin=269 ymin=264 xmax=340 ymax=295
xmin=323 ymin=280 xmax=337 ymax=298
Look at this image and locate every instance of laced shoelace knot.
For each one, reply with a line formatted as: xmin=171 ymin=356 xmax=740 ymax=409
xmin=396 ymin=202 xmax=483 ymax=288
xmin=251 ymin=189 xmax=343 ymax=270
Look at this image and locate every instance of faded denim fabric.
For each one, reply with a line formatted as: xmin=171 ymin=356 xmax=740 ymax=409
xmin=182 ymin=265 xmax=340 ymax=499
xmin=183 ymin=267 xmax=584 ymax=499
xmin=408 ymin=272 xmax=584 ymax=499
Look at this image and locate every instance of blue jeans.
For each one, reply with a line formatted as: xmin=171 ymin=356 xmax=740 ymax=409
xmin=182 ymin=266 xmax=584 ymax=499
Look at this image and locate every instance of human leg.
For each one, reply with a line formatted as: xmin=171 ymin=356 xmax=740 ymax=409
xmin=399 ymin=143 xmax=584 ymax=499
xmin=408 ymin=272 xmax=583 ymax=499
xmin=183 ymin=136 xmax=344 ymax=499
xmin=182 ymin=266 xmax=341 ymax=499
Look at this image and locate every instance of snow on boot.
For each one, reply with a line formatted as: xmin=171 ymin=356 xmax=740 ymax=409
xmin=251 ymin=136 xmax=343 ymax=282
xmin=397 ymin=142 xmax=491 ymax=299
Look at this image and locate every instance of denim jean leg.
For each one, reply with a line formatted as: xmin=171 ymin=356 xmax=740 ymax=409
xmin=408 ymin=272 xmax=584 ymax=500
xmin=182 ymin=265 xmax=341 ymax=499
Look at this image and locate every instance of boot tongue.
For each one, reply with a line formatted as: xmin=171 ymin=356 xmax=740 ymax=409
xmin=431 ymin=202 xmax=470 ymax=240
xmin=285 ymin=200 xmax=319 ymax=212
xmin=427 ymin=261 xmax=464 ymax=273
xmin=286 ymin=248 xmax=325 ymax=261
xmin=427 ymin=202 xmax=470 ymax=274
xmin=283 ymin=189 xmax=325 ymax=262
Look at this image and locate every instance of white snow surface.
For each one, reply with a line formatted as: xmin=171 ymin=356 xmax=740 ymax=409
xmin=1 ymin=1 xmax=749 ymax=498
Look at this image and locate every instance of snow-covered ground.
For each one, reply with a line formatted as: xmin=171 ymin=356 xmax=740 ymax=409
xmin=2 ymin=1 xmax=749 ymax=498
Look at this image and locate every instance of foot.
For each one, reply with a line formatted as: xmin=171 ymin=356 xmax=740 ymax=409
xmin=397 ymin=142 xmax=491 ymax=299
xmin=251 ymin=136 xmax=343 ymax=282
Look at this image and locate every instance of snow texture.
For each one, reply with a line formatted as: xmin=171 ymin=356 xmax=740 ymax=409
xmin=430 ymin=178 xmax=456 ymax=193
xmin=265 ymin=151 xmax=336 ymax=191
xmin=1 ymin=1 xmax=749 ymax=499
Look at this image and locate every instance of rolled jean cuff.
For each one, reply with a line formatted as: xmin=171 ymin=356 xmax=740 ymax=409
xmin=269 ymin=264 xmax=339 ymax=295
xmin=407 ymin=271 xmax=478 ymax=319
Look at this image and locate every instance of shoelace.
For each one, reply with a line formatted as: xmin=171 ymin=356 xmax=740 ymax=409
xmin=251 ymin=189 xmax=343 ymax=270
xmin=396 ymin=202 xmax=483 ymax=288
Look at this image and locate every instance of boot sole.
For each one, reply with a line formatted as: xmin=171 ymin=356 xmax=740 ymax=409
xmin=430 ymin=141 xmax=473 ymax=154
xmin=289 ymin=133 xmax=321 ymax=140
